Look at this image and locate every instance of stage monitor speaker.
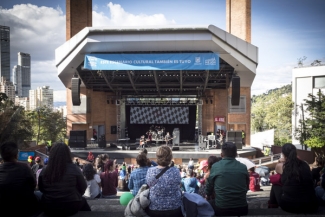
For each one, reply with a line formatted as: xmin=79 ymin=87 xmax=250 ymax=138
xmin=129 ymin=144 xmax=137 ymax=150
xmin=71 ymin=77 xmax=81 ymax=106
xmin=231 ymin=76 xmax=240 ymax=106
xmin=172 ymin=146 xmax=179 ymax=151
xmin=109 ymin=143 xmax=117 ymax=148
xmin=111 ymin=126 xmax=117 ymax=134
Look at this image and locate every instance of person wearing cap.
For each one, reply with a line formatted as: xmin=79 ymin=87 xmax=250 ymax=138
xmin=31 ymin=156 xmax=43 ymax=178
xmin=198 ymin=156 xmax=221 ymax=198
xmin=205 ymin=142 xmax=249 ymax=216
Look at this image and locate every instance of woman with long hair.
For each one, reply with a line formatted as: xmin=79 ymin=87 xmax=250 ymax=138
xmin=83 ymin=163 xmax=101 ymax=199
xmin=268 ymin=143 xmax=318 ymax=213
xmin=100 ymin=159 xmax=118 ymax=197
xmin=39 ymin=143 xmax=91 ymax=216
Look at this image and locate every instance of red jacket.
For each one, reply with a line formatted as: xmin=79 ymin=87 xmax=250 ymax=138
xmin=249 ymin=172 xmax=260 ymax=192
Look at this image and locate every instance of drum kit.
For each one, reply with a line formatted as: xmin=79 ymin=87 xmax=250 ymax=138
xmin=148 ymin=125 xmax=165 ymax=140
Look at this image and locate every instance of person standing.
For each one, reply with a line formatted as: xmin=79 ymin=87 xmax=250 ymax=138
xmin=248 ymin=167 xmax=261 ymax=192
xmin=205 ymin=142 xmax=249 ymax=216
xmin=0 ymin=142 xmax=41 ymax=216
xmin=165 ymin=132 xmax=172 ymax=147
xmin=241 ymin=130 xmax=245 ymax=146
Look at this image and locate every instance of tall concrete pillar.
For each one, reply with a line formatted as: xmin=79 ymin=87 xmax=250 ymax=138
xmin=226 ymin=0 xmax=251 ymax=43
xmin=66 ymin=0 xmax=92 ymax=41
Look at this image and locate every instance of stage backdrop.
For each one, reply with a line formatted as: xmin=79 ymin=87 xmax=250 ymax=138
xmin=126 ymin=105 xmax=196 ymax=141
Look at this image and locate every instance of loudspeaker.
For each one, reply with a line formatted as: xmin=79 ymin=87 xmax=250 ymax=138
xmin=111 ymin=126 xmax=117 ymax=134
xmin=98 ymin=140 xmax=106 ymax=148
xmin=71 ymin=78 xmax=81 ymax=106
xmin=172 ymin=146 xmax=179 ymax=151
xmin=109 ymin=143 xmax=117 ymax=148
xmin=129 ymin=144 xmax=137 ymax=150
xmin=231 ymin=76 xmax=240 ymax=106
xmin=69 ymin=130 xmax=87 ymax=148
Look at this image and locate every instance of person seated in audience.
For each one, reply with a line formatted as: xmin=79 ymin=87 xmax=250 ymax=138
xmin=315 ymin=168 xmax=325 ymax=205
xmin=39 ymin=143 xmax=91 ymax=216
xmin=100 ymin=159 xmax=118 ymax=197
xmin=36 ymin=157 xmax=49 ymax=188
xmin=83 ymin=163 xmax=101 ymax=199
xmin=0 ymin=142 xmax=42 ymax=216
xmin=145 ymin=146 xmax=182 ymax=217
xmin=312 ymin=156 xmax=325 ymax=188
xmin=142 ymin=148 xmax=158 ymax=166
xmin=248 ymin=167 xmax=262 ymax=192
xmin=205 ymin=142 xmax=249 ymax=216
xmin=198 ymin=156 xmax=221 ymax=198
xmin=181 ymin=169 xmax=201 ymax=193
xmin=86 ymin=151 xmax=95 ymax=163
xmin=268 ymin=143 xmax=318 ymax=213
xmin=95 ymin=154 xmax=109 ymax=174
xmin=31 ymin=156 xmax=43 ymax=178
xmin=128 ymin=153 xmax=149 ymax=196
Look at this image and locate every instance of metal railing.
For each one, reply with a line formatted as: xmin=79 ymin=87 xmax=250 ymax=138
xmin=251 ymin=153 xmax=282 ymax=166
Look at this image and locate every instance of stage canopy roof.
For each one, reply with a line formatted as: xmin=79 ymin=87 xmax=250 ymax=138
xmin=55 ymin=25 xmax=258 ymax=97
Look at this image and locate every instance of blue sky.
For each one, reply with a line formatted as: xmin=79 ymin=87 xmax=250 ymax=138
xmin=0 ymin=0 xmax=324 ymax=102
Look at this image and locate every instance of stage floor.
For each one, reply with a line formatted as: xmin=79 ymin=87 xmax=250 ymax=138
xmin=70 ymin=141 xmax=257 ymax=163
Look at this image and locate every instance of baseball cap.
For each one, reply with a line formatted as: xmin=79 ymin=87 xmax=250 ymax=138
xmin=199 ymin=160 xmax=208 ymax=170
xmin=35 ymin=157 xmax=41 ymax=162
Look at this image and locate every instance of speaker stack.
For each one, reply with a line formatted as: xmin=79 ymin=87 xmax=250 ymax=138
xmin=69 ymin=130 xmax=87 ymax=148
xmin=231 ymin=76 xmax=240 ymax=106
xmin=71 ymin=78 xmax=81 ymax=106
xmin=226 ymin=131 xmax=242 ymax=150
xmin=111 ymin=126 xmax=117 ymax=134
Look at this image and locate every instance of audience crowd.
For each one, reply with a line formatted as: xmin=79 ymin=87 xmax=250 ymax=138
xmin=0 ymin=141 xmax=325 ymax=216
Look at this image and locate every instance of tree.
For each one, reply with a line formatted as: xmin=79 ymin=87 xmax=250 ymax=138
xmin=251 ymin=84 xmax=293 ymax=146
xmin=0 ymin=94 xmax=33 ymax=147
xmin=27 ymin=106 xmax=66 ymax=144
xmin=295 ymin=90 xmax=325 ymax=155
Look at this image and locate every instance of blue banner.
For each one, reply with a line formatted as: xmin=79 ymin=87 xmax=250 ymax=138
xmin=84 ymin=53 xmax=219 ymax=70
xmin=18 ymin=151 xmax=35 ymax=161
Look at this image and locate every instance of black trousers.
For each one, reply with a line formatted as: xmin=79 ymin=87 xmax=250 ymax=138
xmin=269 ymin=185 xmax=318 ymax=213
xmin=208 ymin=200 xmax=248 ymax=216
xmin=43 ymin=197 xmax=91 ymax=216
xmin=145 ymin=206 xmax=183 ymax=217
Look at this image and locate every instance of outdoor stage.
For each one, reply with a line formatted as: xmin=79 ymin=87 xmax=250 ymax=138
xmin=70 ymin=141 xmax=257 ymax=164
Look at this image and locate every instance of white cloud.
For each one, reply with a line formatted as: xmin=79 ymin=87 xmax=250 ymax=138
xmin=53 ymin=90 xmax=66 ymax=102
xmin=0 ymin=4 xmax=65 ymax=62
xmin=252 ymin=63 xmax=295 ymax=95
xmin=93 ymin=2 xmax=176 ymax=27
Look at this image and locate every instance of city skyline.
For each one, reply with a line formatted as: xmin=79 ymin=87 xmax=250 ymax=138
xmin=0 ymin=0 xmax=324 ymax=103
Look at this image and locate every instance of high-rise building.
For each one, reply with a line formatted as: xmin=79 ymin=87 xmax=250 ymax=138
xmin=15 ymin=97 xmax=30 ymax=110
xmin=12 ymin=52 xmax=31 ymax=97
xmin=0 ymin=76 xmax=15 ymax=102
xmin=29 ymin=86 xmax=53 ymax=110
xmin=0 ymin=26 xmax=10 ymax=82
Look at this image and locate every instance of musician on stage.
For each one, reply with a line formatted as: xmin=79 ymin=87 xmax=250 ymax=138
xmin=139 ymin=135 xmax=146 ymax=149
xmin=165 ymin=132 xmax=172 ymax=147
xmin=146 ymin=131 xmax=152 ymax=147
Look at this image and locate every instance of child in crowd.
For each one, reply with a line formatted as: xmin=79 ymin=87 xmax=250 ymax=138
xmin=248 ymin=167 xmax=262 ymax=192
